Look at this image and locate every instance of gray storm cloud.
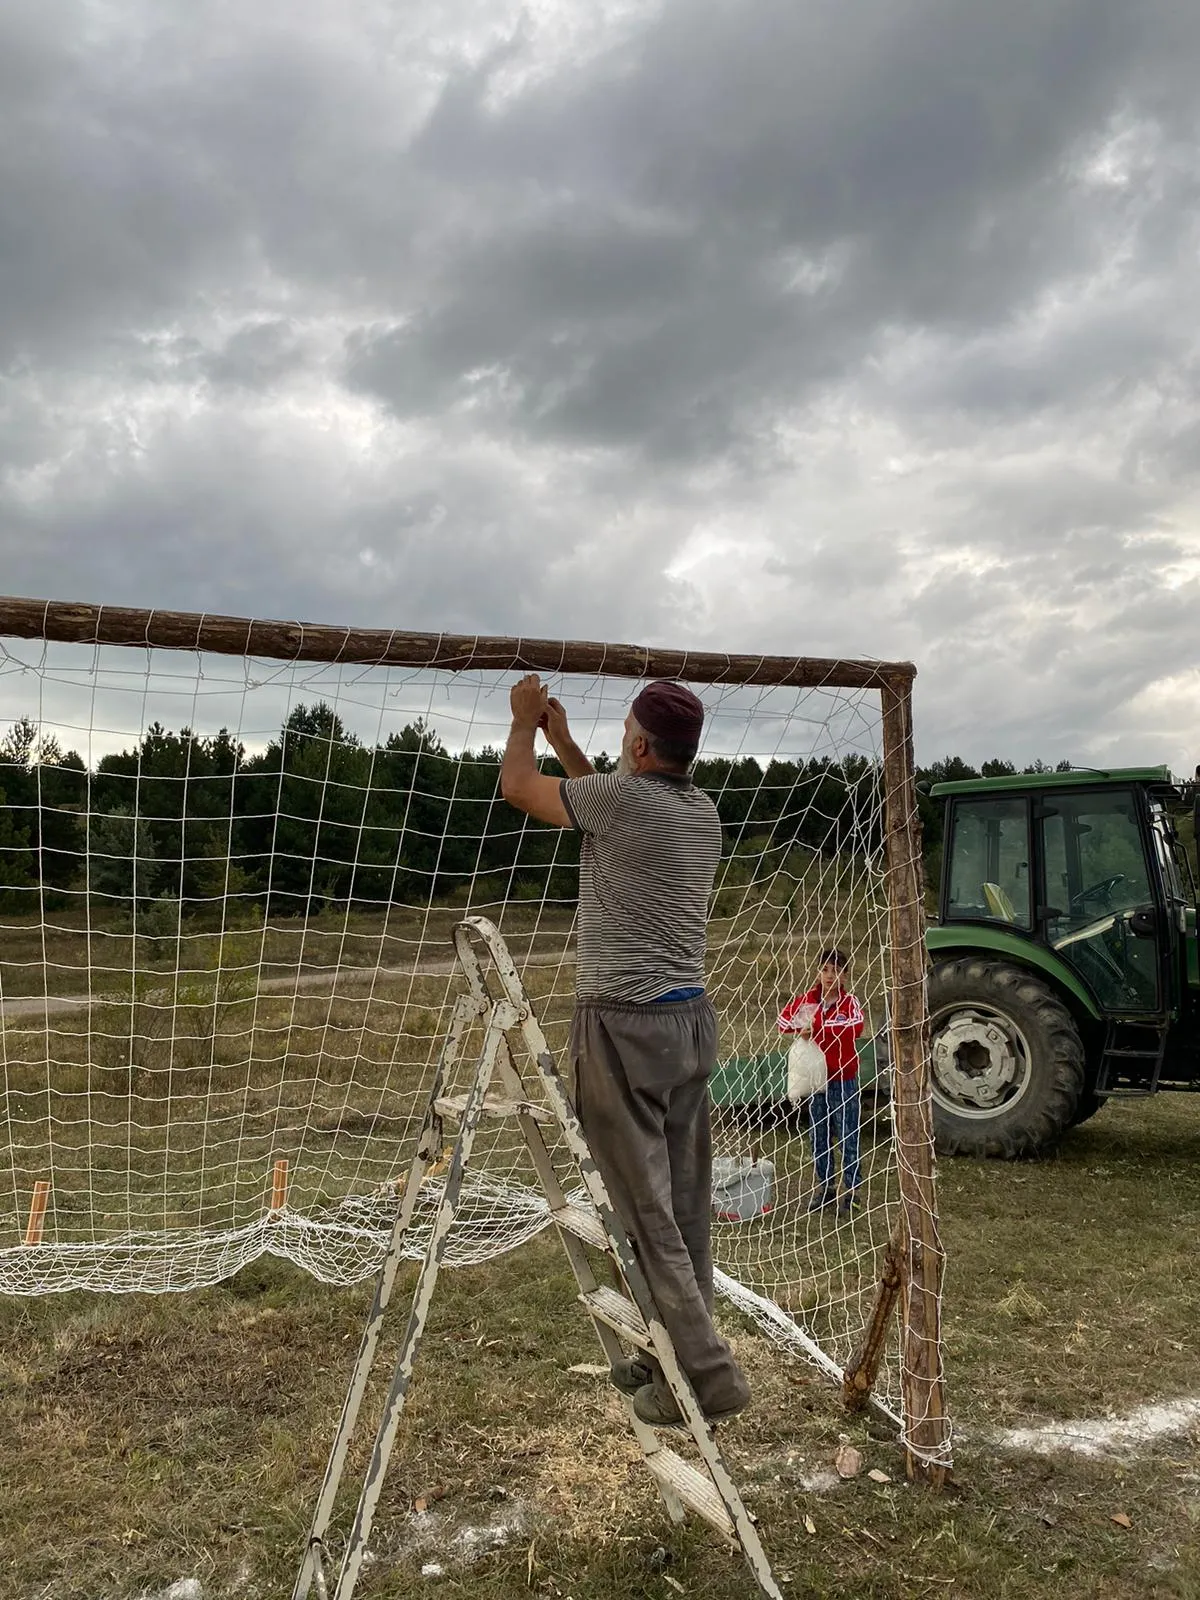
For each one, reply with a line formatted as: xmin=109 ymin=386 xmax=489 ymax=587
xmin=1 ymin=0 xmax=1198 ymax=769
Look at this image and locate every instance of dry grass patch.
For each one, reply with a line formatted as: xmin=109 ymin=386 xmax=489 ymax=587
xmin=2 ymin=1098 xmax=1200 ymax=1598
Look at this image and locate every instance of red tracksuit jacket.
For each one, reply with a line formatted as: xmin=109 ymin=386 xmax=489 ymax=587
xmin=777 ymin=984 xmax=864 ymax=1084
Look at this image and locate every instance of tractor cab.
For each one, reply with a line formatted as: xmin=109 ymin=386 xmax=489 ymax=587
xmin=926 ymin=767 xmax=1200 ymax=1156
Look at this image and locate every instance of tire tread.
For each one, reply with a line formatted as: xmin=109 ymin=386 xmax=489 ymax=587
xmin=930 ymin=958 xmax=1085 ymax=1159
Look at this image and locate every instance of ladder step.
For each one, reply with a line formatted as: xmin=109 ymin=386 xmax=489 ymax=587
xmin=644 ymin=1447 xmax=736 ymax=1539
xmin=551 ymin=1204 xmax=611 ymax=1251
xmin=434 ymin=1092 xmax=552 ymax=1125
xmin=580 ymin=1285 xmax=651 ymax=1347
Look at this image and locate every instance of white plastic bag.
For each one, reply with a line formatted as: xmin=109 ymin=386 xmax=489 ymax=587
xmin=786 ymin=1036 xmax=828 ymax=1101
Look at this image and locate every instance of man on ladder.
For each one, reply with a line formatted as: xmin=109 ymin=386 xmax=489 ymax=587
xmin=501 ymin=673 xmax=751 ymax=1428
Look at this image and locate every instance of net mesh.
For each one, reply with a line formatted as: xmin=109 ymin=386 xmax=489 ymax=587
xmin=0 ymin=624 xmax=931 ymax=1438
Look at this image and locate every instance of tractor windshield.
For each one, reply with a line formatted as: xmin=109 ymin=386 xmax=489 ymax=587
xmin=944 ymin=797 xmax=1032 ymax=930
xmin=1040 ymin=789 xmax=1159 ymax=1012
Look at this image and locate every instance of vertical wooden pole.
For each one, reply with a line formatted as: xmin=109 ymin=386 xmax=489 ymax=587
xmin=880 ymin=675 xmax=950 ymax=1486
xmin=24 ymin=1181 xmax=51 ymax=1245
xmin=271 ymin=1159 xmax=289 ymax=1215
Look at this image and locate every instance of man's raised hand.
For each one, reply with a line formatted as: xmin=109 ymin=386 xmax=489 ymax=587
xmin=510 ymin=673 xmax=549 ymax=731
xmin=540 ymin=696 xmax=571 ymax=747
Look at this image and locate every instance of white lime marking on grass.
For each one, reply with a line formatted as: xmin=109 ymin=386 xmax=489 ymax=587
xmin=994 ymin=1397 xmax=1200 ymax=1458
xmin=450 ymin=1501 xmax=529 ymax=1560
xmin=400 ymin=1498 xmax=532 ymax=1570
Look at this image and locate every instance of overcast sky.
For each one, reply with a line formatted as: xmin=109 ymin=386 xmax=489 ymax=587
xmin=2 ymin=0 xmax=1199 ymax=771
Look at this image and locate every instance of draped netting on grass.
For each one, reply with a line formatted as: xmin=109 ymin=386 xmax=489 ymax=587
xmin=0 ymin=600 xmax=948 ymax=1471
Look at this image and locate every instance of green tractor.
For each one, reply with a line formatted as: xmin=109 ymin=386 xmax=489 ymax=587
xmin=926 ymin=766 xmax=1200 ymax=1157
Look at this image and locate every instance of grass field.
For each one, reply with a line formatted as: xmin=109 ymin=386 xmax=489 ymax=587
xmin=3 ymin=1095 xmax=1200 ymax=1600
xmin=3 ymin=890 xmax=1197 ymax=1599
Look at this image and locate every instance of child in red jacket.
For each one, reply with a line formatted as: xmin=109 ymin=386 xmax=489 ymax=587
xmin=778 ymin=947 xmax=864 ymax=1215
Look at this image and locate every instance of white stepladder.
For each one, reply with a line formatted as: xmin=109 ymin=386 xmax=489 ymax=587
xmin=293 ymin=916 xmax=783 ymax=1600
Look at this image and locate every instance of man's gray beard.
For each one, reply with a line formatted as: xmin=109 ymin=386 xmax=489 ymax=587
xmin=617 ymin=752 xmax=633 ymax=778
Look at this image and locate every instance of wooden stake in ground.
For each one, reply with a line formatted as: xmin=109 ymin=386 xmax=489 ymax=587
xmin=270 ymin=1160 xmax=290 ymax=1215
xmin=880 ymin=675 xmax=950 ymax=1486
xmin=24 ymin=1181 xmax=51 ymax=1246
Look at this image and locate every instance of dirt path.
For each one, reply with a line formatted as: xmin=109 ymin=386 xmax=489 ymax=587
xmin=0 ymin=950 xmax=577 ymax=1026
xmin=0 ymin=929 xmax=785 ymax=1026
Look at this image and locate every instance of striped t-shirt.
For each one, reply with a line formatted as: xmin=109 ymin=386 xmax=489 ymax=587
xmin=560 ymin=771 xmax=723 ymax=1003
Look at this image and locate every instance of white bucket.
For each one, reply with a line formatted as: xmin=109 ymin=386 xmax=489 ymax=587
xmin=711 ymin=1155 xmax=775 ymax=1221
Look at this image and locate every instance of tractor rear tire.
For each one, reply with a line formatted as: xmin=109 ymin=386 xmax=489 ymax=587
xmin=929 ymin=958 xmax=1086 ymax=1159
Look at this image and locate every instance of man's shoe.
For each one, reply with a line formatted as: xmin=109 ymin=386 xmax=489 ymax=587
xmin=632 ymin=1383 xmax=684 ymax=1426
xmin=610 ymin=1357 xmax=653 ymax=1396
xmin=838 ymin=1190 xmax=860 ymax=1217
xmin=631 ymin=1383 xmax=749 ymax=1428
xmin=806 ymin=1188 xmax=837 ymax=1213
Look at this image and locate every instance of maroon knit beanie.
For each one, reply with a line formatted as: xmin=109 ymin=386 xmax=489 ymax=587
xmin=631 ymin=681 xmax=705 ymax=742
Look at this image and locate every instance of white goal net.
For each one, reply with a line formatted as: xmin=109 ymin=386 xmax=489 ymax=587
xmin=0 ymin=600 xmax=946 ymax=1464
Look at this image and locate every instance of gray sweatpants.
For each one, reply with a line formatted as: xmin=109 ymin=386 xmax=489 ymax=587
xmin=569 ymin=995 xmax=750 ymax=1416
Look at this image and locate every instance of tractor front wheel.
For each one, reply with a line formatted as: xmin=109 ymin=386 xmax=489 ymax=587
xmin=929 ymin=959 xmax=1086 ymax=1158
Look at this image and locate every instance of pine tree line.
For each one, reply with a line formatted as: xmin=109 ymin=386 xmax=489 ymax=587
xmin=0 ymin=706 xmax=1067 ymax=919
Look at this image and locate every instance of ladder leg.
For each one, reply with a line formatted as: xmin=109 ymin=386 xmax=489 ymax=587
xmin=292 ymin=993 xmax=480 ymax=1600
xmin=456 ymin=917 xmax=784 ymax=1599
xmin=332 ymin=1001 xmax=518 ymax=1600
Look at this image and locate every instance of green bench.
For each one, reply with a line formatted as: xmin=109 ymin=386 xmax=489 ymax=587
xmin=709 ymin=1036 xmax=884 ymax=1109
